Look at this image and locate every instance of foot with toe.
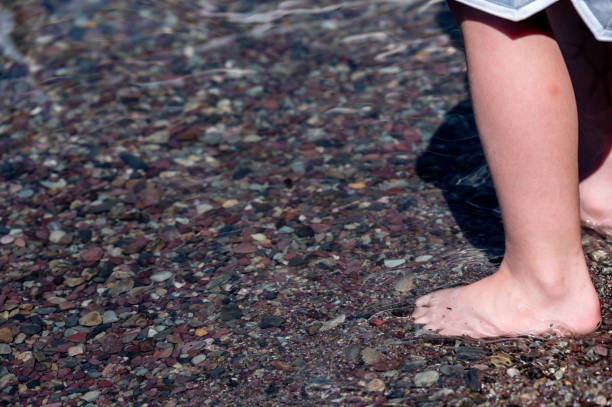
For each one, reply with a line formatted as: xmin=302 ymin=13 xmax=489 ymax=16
xmin=411 ymin=259 xmax=601 ymax=338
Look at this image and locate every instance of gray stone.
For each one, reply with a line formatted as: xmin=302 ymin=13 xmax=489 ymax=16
xmin=220 ymin=303 xmax=243 ymax=321
xmin=81 ymin=390 xmax=100 ymax=402
xmin=414 ymin=370 xmax=439 ymax=387
xmin=361 ymin=347 xmax=382 ymax=365
xmin=102 ymin=311 xmax=119 ymax=324
xmin=344 ymin=345 xmax=361 ymax=362
xmin=415 ymin=255 xmax=433 ymax=263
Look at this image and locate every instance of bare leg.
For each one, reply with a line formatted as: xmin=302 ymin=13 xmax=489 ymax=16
xmin=411 ymin=2 xmax=600 ymax=338
xmin=547 ymin=1 xmax=612 ymax=237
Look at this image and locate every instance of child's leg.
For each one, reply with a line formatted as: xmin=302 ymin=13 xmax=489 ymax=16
xmin=411 ymin=2 xmax=600 ymax=337
xmin=547 ymin=1 xmax=612 ymax=236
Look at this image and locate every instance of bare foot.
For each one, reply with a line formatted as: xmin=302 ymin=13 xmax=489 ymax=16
xmin=411 ymin=260 xmax=600 ymax=338
xmin=580 ymin=175 xmax=612 ymax=239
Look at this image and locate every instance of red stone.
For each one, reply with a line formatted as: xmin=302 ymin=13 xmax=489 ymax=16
xmin=369 ymin=318 xmax=386 ymax=327
xmin=81 ymin=247 xmax=104 ymax=263
xmin=233 ymin=243 xmax=257 ymax=254
xmin=68 ymin=332 xmax=87 ymax=342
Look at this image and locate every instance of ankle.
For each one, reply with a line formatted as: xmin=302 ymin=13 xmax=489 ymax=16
xmin=500 ymin=254 xmax=590 ymax=299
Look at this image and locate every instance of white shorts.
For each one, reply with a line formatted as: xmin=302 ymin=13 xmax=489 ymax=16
xmin=453 ymin=0 xmax=612 ymax=41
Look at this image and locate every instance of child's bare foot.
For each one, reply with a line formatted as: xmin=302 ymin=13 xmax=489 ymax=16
xmin=411 ymin=260 xmax=601 ymax=338
xmin=580 ymin=175 xmax=612 ymax=239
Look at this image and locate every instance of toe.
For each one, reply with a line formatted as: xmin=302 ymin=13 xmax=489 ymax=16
xmin=415 ymin=294 xmax=432 ymax=307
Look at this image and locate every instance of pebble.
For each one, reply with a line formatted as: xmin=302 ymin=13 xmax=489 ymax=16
xmin=64 ymin=277 xmax=85 ymax=288
xmin=79 ymin=311 xmax=102 ymax=326
xmin=384 ymin=259 xmax=405 ymax=268
xmin=0 ymin=344 xmax=11 ymax=354
xmin=455 ymin=346 xmax=486 ymax=361
xmin=344 ymin=345 xmax=361 ymax=362
xmin=366 ymin=378 xmax=385 ymax=392
xmin=81 ymin=247 xmax=104 ymax=263
xmin=102 ymin=311 xmax=119 ymax=324
xmin=49 ymin=230 xmax=73 ymax=245
xmin=415 ymin=255 xmax=433 ymax=262
xmin=394 ymin=274 xmax=414 ymax=292
xmin=196 ymin=203 xmax=214 ymax=214
xmin=119 ymin=153 xmax=147 ymax=170
xmin=191 ymin=354 xmax=206 ymax=365
xmin=0 ymin=327 xmax=13 ymax=343
xmin=277 ymin=226 xmax=294 ymax=234
xmin=319 ymin=314 xmax=345 ymax=331
xmin=151 ymin=271 xmax=173 ymax=282
xmin=81 ymin=390 xmax=101 ymax=402
xmin=361 ymin=347 xmax=382 ymax=364
xmin=414 ymin=370 xmax=439 ymax=387
xmin=110 ymin=278 xmax=134 ymax=297
xmin=68 ymin=345 xmax=84 ymax=356
xmin=464 ymin=368 xmax=481 ymax=392
xmin=506 ymin=367 xmax=520 ymax=378
xmin=220 ymin=303 xmax=243 ymax=321
xmin=0 ymin=235 xmax=14 ymax=245
xmin=22 ymin=325 xmax=42 ymax=335
xmin=259 ymin=315 xmax=285 ymax=329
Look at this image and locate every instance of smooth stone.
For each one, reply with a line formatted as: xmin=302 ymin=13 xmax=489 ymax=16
xmin=0 ymin=344 xmax=11 ymax=354
xmin=394 ymin=275 xmax=414 ymax=292
xmin=366 ymin=378 xmax=385 ymax=392
xmin=191 ymin=354 xmax=206 ymax=365
xmin=49 ymin=230 xmax=73 ymax=245
xmin=81 ymin=390 xmax=100 ymax=402
xmin=64 ymin=277 xmax=84 ymax=288
xmin=344 ymin=345 xmax=361 ymax=362
xmin=415 ymin=255 xmax=433 ymax=263
xmin=384 ymin=259 xmax=405 ymax=268
xmin=0 ymin=327 xmax=13 ymax=343
xmin=277 ymin=226 xmax=294 ymax=234
xmin=414 ymin=370 xmax=439 ymax=387
xmin=68 ymin=345 xmax=84 ymax=356
xmin=465 ymin=368 xmax=481 ymax=392
xmin=135 ymin=368 xmax=148 ymax=376
xmin=319 ymin=314 xmax=345 ymax=332
xmin=102 ymin=311 xmax=119 ymax=324
xmin=259 ymin=315 xmax=285 ymax=329
xmin=506 ymin=367 xmax=520 ymax=378
xmin=220 ymin=303 xmax=243 ymax=321
xmin=22 ymin=325 xmax=42 ymax=335
xmin=151 ymin=271 xmax=173 ymax=282
xmin=109 ymin=279 xmax=134 ymax=297
xmin=196 ymin=203 xmax=213 ymax=215
xmin=402 ymin=359 xmax=427 ymax=372
xmin=455 ymin=346 xmax=486 ymax=361
xmin=79 ymin=311 xmax=102 ymax=327
xmin=291 ymin=161 xmax=306 ymax=173
xmin=361 ymin=347 xmax=383 ymax=365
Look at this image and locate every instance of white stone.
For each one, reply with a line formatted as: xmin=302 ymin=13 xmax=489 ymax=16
xmin=151 ymin=271 xmax=173 ymax=282
xmin=384 ymin=259 xmax=405 ymax=268
xmin=49 ymin=230 xmax=73 ymax=245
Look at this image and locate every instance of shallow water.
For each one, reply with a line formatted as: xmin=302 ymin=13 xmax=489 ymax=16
xmin=0 ymin=0 xmax=610 ymax=405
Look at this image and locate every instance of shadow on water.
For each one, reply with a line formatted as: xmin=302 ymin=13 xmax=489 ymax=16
xmin=415 ymin=6 xmax=505 ymax=259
